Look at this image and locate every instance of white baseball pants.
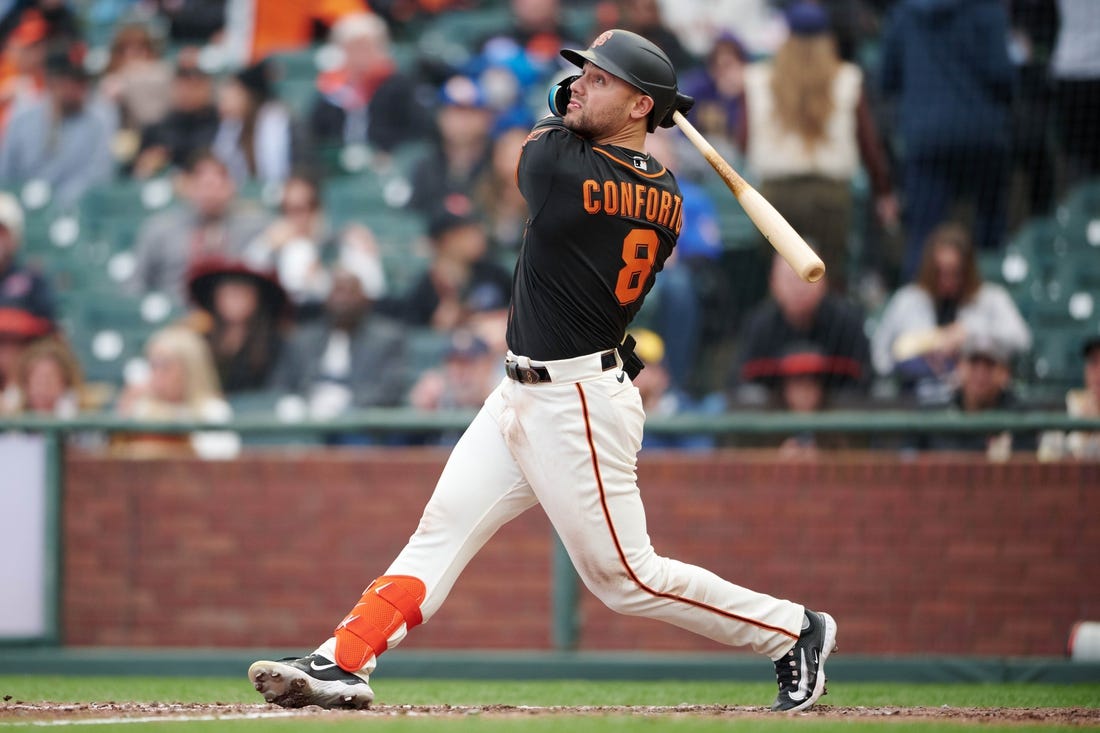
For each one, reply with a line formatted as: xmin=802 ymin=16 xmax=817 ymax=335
xmin=317 ymin=350 xmax=804 ymax=673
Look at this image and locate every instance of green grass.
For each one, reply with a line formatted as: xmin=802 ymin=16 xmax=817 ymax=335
xmin=2 ymin=722 xmax=1093 ymax=733
xmin=1 ymin=677 xmax=1098 ymax=708
xmin=1 ymin=678 xmax=1098 ymax=732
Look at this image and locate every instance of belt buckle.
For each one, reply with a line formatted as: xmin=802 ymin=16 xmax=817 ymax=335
xmin=521 ymin=368 xmax=541 ymax=385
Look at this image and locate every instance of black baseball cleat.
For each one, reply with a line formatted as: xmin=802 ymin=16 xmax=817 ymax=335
xmin=771 ymin=610 xmax=838 ymax=712
xmin=248 ymin=654 xmax=374 ymax=709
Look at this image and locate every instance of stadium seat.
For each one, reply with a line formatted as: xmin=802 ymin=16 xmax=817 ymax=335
xmin=1028 ymin=325 xmax=1089 ymax=389
xmin=404 ymin=327 xmax=453 ymax=383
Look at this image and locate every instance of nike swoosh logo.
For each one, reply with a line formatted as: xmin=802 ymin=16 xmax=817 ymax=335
xmin=337 ymin=614 xmax=360 ymax=630
xmin=616 ymin=373 xmax=625 ymax=383
xmin=787 ymin=648 xmax=812 ymax=702
xmin=310 ymin=660 xmax=338 ymax=671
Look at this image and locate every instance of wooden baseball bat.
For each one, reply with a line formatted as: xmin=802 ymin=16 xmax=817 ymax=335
xmin=672 ymin=111 xmax=826 ymax=283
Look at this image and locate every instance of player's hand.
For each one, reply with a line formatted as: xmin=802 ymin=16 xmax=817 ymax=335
xmin=548 ymin=75 xmax=580 ymax=117
xmin=658 ymin=92 xmax=695 ymax=128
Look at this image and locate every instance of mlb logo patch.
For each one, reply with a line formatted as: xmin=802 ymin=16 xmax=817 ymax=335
xmin=632 ymin=156 xmax=648 ymax=171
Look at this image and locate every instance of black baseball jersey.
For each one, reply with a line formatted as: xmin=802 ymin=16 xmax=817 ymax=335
xmin=506 ymin=116 xmax=684 ymax=361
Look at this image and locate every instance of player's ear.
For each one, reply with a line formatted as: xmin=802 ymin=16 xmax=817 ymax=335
xmin=630 ymin=94 xmax=654 ymax=125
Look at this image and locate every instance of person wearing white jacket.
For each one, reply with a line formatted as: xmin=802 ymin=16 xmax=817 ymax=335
xmin=871 ymin=222 xmax=1031 ymax=402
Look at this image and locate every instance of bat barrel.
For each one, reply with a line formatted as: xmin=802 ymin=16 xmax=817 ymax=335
xmin=671 ymin=112 xmax=825 ymax=284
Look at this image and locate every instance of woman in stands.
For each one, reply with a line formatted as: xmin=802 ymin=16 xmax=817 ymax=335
xmin=212 ymin=59 xmax=298 ymax=186
xmin=871 ymin=222 xmax=1031 ymax=404
xmin=114 ymin=325 xmax=239 ymax=459
xmin=185 ymin=256 xmax=289 ymax=394
xmin=5 ymin=335 xmax=84 ymax=417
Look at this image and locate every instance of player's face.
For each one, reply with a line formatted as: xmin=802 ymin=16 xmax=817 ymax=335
xmin=563 ymin=63 xmax=647 ymax=139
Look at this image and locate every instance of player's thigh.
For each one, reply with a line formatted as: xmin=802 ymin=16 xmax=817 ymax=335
xmin=417 ymin=384 xmax=536 ymax=536
xmin=521 ymin=378 xmax=652 ymax=567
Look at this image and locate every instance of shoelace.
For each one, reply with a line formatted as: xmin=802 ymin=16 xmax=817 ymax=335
xmin=774 ymin=649 xmax=800 ymax=690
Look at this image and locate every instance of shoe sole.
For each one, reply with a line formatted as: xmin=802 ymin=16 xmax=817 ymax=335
xmin=784 ymin=611 xmax=838 ymax=713
xmin=248 ymin=660 xmax=374 ymax=710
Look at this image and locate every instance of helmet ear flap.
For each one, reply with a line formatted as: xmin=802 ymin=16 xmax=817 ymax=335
xmin=548 ymin=75 xmax=581 ymax=117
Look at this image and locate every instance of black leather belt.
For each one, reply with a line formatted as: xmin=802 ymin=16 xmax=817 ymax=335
xmin=505 ymin=350 xmax=618 ymax=384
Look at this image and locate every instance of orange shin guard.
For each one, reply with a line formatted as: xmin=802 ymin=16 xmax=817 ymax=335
xmin=333 ymin=575 xmax=426 ymax=672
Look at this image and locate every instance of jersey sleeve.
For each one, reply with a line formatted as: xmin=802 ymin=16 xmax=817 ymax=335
xmin=517 ymin=116 xmax=578 ymax=219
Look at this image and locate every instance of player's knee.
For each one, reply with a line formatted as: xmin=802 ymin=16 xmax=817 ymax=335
xmin=578 ymin=568 xmax=647 ymax=616
xmin=580 ymin=553 xmax=669 ymax=615
xmin=586 ymin=580 xmax=637 ymax=615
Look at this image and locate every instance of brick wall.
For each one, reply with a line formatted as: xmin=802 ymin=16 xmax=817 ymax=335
xmin=62 ymin=450 xmax=1099 ymax=655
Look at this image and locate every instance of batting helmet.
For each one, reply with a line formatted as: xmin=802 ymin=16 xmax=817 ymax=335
xmin=560 ymin=29 xmax=678 ymax=132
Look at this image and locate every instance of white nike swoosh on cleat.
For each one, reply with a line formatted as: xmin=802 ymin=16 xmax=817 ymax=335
xmin=786 ymin=648 xmax=812 ymax=702
xmin=310 ymin=660 xmax=338 ymax=671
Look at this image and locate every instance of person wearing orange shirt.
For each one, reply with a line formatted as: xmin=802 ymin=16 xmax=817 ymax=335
xmin=223 ymin=0 xmax=369 ymax=65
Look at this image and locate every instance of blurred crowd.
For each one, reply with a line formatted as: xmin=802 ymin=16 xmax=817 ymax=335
xmin=0 ymin=0 xmax=1098 ymax=461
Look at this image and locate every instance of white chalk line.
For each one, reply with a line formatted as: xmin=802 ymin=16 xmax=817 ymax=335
xmin=0 ymin=710 xmax=302 ymax=727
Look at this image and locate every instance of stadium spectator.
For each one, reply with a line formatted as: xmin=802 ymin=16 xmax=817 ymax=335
xmin=368 ymin=0 xmax=469 ymax=26
xmin=144 ymin=0 xmax=226 ymax=44
xmin=2 ymin=334 xmax=83 ymax=416
xmin=871 ymin=222 xmax=1031 ymax=405
xmin=679 ymin=32 xmax=749 ymax=163
xmin=655 ymin=0 xmax=785 ymax=59
xmin=768 ymin=341 xmax=832 ymax=458
xmin=185 ymin=256 xmax=288 ymax=394
xmin=127 ymin=151 xmax=270 ymax=304
xmin=1065 ymin=336 xmax=1100 ymax=459
xmin=0 ymin=192 xmax=55 ymax=323
xmin=246 ymin=173 xmax=332 ymax=316
xmin=407 ymin=75 xmax=495 ymax=216
xmin=472 ymin=122 xmax=530 ymax=260
xmin=0 ymin=306 xmax=53 ymax=414
xmin=1040 ymin=335 xmax=1100 ymax=461
xmin=919 ymin=332 xmax=1036 ymax=459
xmin=212 ymin=58 xmax=301 ymax=186
xmin=0 ymin=45 xmax=115 ymax=209
xmin=1007 ymin=0 xmax=1058 ymax=223
xmin=408 ymin=329 xmax=498 ymax=412
xmin=627 ymin=328 xmax=720 ymax=450
xmin=880 ymin=0 xmax=1015 ymax=279
xmin=597 ymin=0 xmax=696 ymax=74
xmin=97 ymin=21 xmax=174 ymax=170
xmin=132 ymin=48 xmax=219 ymax=179
xmin=0 ymin=9 xmax=49 ymax=134
xmin=478 ymin=0 xmax=581 ymax=70
xmin=639 ymin=127 xmax=722 ymax=395
xmin=270 ymin=263 xmax=406 ymax=418
xmin=0 ymin=1 xmax=82 ymax=50
xmin=220 ymin=0 xmax=367 ymax=66
xmin=307 ymin=12 xmax=431 ymax=156
xmin=729 ymin=253 xmax=871 ymax=406
xmin=113 ymin=324 xmax=240 ymax=459
xmin=1050 ymin=0 xmax=1100 ymax=186
xmin=386 ymin=208 xmax=511 ymax=334
xmin=815 ymin=0 xmax=889 ymax=64
xmin=246 ymin=174 xmax=388 ymax=321
xmin=0 ymin=192 xmax=59 ymax=411
xmin=741 ymin=1 xmax=896 ymax=295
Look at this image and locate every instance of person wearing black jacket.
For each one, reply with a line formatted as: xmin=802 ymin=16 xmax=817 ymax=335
xmin=307 ymin=13 xmax=430 ymax=155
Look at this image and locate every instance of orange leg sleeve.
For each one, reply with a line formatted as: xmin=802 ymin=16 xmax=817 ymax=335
xmin=333 ymin=575 xmax=427 ymax=672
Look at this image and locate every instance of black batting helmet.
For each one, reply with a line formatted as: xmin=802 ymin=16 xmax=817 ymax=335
xmin=560 ymin=29 xmax=677 ymax=132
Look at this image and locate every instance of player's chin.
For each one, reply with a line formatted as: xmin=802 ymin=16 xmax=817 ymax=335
xmin=562 ymin=113 xmax=592 ymax=137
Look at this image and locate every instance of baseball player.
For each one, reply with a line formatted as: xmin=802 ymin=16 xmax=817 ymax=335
xmin=249 ymin=29 xmax=837 ymax=713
